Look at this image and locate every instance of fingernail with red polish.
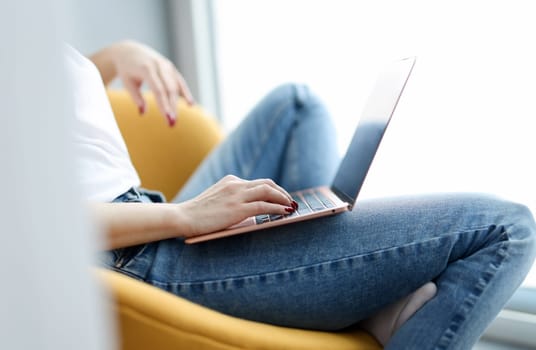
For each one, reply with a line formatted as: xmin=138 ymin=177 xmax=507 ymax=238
xmin=166 ymin=113 xmax=176 ymax=127
xmin=285 ymin=207 xmax=295 ymax=213
xmin=292 ymin=200 xmax=299 ymax=209
xmin=138 ymin=104 xmax=145 ymax=115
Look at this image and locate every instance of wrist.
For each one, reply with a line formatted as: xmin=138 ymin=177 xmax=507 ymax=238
xmin=171 ymin=202 xmax=197 ymax=238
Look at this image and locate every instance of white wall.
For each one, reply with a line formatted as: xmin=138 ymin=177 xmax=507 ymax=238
xmin=0 ymin=1 xmax=112 ymax=349
xmin=63 ymin=0 xmax=171 ymax=58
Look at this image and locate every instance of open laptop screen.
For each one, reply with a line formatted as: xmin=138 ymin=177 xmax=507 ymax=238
xmin=330 ymin=57 xmax=416 ymax=208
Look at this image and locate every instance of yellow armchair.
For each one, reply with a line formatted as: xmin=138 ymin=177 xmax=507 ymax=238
xmin=108 ymin=90 xmax=224 ymax=201
xmin=99 ymin=90 xmax=381 ymax=350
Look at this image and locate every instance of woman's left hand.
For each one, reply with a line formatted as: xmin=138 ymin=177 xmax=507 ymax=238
xmin=91 ymin=40 xmax=195 ymax=126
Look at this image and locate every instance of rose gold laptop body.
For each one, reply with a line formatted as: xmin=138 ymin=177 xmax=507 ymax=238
xmin=185 ymin=57 xmax=416 ymax=244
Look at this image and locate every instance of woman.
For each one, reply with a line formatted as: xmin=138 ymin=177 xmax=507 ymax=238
xmin=70 ymin=40 xmax=536 ymax=349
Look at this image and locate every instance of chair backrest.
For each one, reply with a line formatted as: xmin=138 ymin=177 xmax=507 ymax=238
xmin=107 ymin=90 xmax=224 ymax=201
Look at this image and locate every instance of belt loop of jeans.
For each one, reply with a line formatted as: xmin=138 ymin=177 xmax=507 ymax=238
xmin=129 ymin=187 xmax=141 ymax=198
xmin=138 ymin=187 xmax=166 ymax=203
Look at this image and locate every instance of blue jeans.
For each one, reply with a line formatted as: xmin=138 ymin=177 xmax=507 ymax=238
xmin=105 ymin=84 xmax=536 ymax=349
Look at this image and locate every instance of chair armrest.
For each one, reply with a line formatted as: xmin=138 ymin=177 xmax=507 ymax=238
xmin=107 ymin=90 xmax=224 ymax=201
xmin=95 ymin=269 xmax=381 ymax=350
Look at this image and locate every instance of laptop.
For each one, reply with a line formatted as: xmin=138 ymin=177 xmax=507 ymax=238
xmin=185 ymin=56 xmax=416 ymax=244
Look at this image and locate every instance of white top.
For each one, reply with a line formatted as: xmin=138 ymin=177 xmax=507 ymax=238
xmin=65 ymin=45 xmax=140 ymax=202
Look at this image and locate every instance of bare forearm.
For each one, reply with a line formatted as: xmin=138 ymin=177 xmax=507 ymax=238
xmin=91 ymin=202 xmax=191 ymax=250
xmin=90 ymin=176 xmax=296 ymax=250
xmin=89 ymin=44 xmax=119 ymax=85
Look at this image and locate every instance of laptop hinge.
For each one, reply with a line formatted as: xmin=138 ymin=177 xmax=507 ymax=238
xmin=330 ymin=186 xmax=356 ymax=210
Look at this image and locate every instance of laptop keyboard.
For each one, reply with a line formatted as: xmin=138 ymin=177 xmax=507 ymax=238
xmin=255 ymin=189 xmax=334 ymax=224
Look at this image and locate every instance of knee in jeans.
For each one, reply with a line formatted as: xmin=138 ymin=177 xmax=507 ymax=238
xmin=518 ymin=202 xmax=536 ymax=247
xmin=501 ymin=199 xmax=536 ymax=265
xmin=461 ymin=194 xmax=536 ymax=254
xmin=267 ymin=83 xmax=319 ymax=111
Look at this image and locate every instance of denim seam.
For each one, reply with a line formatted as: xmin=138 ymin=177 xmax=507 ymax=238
xmin=433 ymin=229 xmax=511 ymax=350
xmin=109 ymin=265 xmax=145 ymax=282
xmin=146 ymin=225 xmax=493 ymax=288
xmin=241 ymin=98 xmax=294 ymax=178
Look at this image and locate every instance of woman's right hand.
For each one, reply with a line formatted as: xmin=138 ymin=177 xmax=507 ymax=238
xmin=90 ymin=40 xmax=194 ymax=126
xmin=175 ymin=175 xmax=296 ymax=237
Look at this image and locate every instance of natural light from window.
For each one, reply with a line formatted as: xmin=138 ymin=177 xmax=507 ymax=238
xmin=213 ymin=0 xmax=536 ymax=288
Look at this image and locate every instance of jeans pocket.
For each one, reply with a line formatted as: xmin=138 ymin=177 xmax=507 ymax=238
xmin=114 ymin=244 xmax=146 ymax=269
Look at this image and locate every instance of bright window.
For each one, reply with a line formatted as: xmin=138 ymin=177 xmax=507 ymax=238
xmin=213 ymin=0 xmax=536 ymax=288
